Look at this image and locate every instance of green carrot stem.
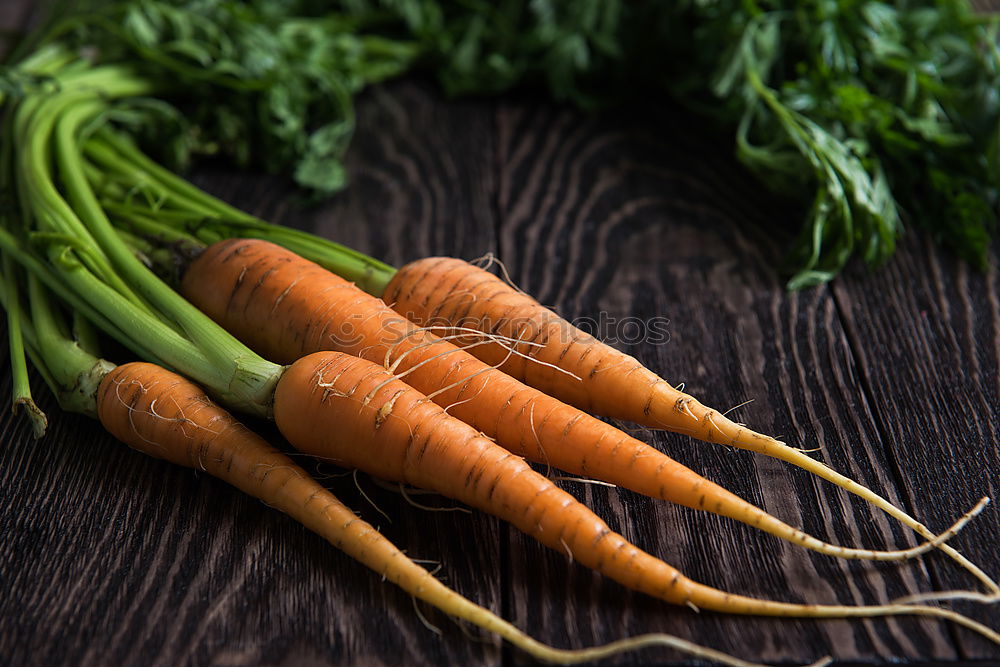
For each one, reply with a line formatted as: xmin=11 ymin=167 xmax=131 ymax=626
xmin=90 ymin=129 xmax=252 ymax=221
xmin=86 ymin=130 xmax=398 ymax=293
xmin=52 ymin=100 xmax=281 ymax=409
xmin=0 ymin=252 xmax=110 ymax=419
xmin=25 ymin=272 xmax=113 ymax=417
xmin=0 ymin=227 xmax=277 ymax=413
xmin=71 ymin=309 xmax=102 ymax=358
xmin=15 ymin=87 xmax=150 ymax=305
xmin=1 ymin=60 xmax=287 ymax=416
xmin=1 ymin=254 xmax=47 ymax=437
xmin=115 ymin=226 xmax=156 ymax=256
xmin=102 ymin=203 xmax=206 ymax=247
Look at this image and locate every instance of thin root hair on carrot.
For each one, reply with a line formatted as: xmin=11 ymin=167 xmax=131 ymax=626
xmin=721 ymin=398 xmax=756 ymax=418
xmin=441 ymin=394 xmax=480 ymax=415
xmin=384 ymin=327 xmax=580 ymax=384
xmin=559 ymin=536 xmax=574 ymax=563
xmin=610 ymin=418 xmax=658 ymax=437
xmin=353 ymin=468 xmax=393 ymax=525
xmin=368 ymin=476 xmax=444 ymax=497
xmin=549 ymin=475 xmax=618 ymax=488
xmin=468 ymin=252 xmax=528 ymax=296
xmin=379 ymin=328 xmax=498 ymax=373
xmin=386 ymin=336 xmax=526 ymax=406
xmin=399 ymin=483 xmax=473 ymax=514
xmin=113 ymin=376 xmax=218 ymax=452
xmin=527 ymin=400 xmax=552 ymax=475
xmin=311 ymin=462 xmax=356 ymax=480
xmin=383 ymin=340 xmax=515 ymax=400
xmin=411 ymin=596 xmax=444 ymax=635
xmin=389 ymin=324 xmax=583 ymax=385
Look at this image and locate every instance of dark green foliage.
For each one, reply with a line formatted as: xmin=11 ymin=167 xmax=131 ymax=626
xmin=49 ymin=0 xmax=423 ymax=192
xmin=9 ymin=0 xmax=1000 ymax=286
xmin=667 ymin=1 xmax=1000 ymax=286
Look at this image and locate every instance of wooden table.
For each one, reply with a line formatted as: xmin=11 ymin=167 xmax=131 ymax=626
xmin=2 ymin=4 xmax=998 ymax=666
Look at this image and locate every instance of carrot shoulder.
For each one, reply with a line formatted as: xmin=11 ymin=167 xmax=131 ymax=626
xmin=383 ymin=256 xmax=998 ymax=593
xmin=179 ymin=238 xmax=953 ymax=564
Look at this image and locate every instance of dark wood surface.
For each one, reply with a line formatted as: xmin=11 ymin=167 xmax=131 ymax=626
xmin=1 ymin=4 xmax=998 ymax=666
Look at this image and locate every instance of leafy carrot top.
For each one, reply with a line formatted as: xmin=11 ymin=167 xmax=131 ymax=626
xmin=6 ymin=0 xmax=1000 ymax=286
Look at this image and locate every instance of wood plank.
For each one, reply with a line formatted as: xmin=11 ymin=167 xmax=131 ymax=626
xmin=493 ymin=100 xmax=997 ymax=664
xmin=831 ymin=233 xmax=1000 ymax=660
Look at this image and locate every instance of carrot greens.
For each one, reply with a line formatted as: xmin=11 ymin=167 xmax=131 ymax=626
xmin=7 ymin=0 xmax=998 ymax=286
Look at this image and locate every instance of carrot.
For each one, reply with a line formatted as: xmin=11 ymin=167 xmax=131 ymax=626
xmin=383 ymin=256 xmax=1000 ymax=594
xmin=99 ymin=360 xmax=781 ymax=667
xmin=180 ymin=238 xmax=977 ymax=567
xmin=270 ymin=349 xmax=1000 ymax=641
xmin=0 ymin=254 xmax=817 ymax=667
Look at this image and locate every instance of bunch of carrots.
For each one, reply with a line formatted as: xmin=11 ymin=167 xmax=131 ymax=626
xmin=2 ymin=36 xmax=999 ymax=667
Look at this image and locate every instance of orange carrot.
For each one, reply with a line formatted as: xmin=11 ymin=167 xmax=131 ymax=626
xmin=100 ymin=361 xmax=776 ymax=666
xmin=179 ymin=238 xmax=967 ymax=565
xmin=383 ymin=256 xmax=998 ymax=593
xmin=268 ymin=350 xmax=999 ymax=641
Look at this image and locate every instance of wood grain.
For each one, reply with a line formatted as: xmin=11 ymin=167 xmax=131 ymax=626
xmin=831 ymin=234 xmax=1000 ymax=660
xmin=2 ymin=4 xmax=999 ymax=666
